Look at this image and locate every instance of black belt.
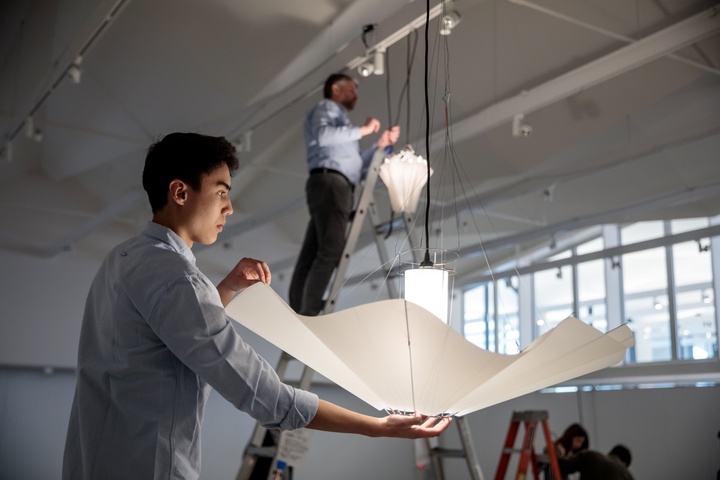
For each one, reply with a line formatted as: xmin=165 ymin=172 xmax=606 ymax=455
xmin=309 ymin=168 xmax=352 ymax=186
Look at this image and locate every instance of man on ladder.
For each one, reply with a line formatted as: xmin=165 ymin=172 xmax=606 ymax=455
xmin=288 ymin=72 xmax=400 ymax=317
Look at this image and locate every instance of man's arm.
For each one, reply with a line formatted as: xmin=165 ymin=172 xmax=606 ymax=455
xmin=307 ymin=399 xmax=451 ymax=439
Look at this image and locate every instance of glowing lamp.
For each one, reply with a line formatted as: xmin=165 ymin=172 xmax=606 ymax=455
xmin=404 ymin=267 xmax=450 ymax=324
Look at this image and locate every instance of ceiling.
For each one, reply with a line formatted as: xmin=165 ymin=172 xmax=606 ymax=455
xmin=1 ymin=0 xmax=719 ymax=299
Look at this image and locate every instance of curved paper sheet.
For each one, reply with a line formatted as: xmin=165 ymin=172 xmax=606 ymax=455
xmin=226 ymin=283 xmax=634 ymax=416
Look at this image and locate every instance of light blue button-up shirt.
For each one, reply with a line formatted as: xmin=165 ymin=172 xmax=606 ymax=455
xmin=63 ymin=222 xmax=318 ymax=480
xmin=305 ymin=98 xmax=377 ymax=186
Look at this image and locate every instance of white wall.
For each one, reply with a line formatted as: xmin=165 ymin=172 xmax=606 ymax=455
xmin=2 ymin=367 xmax=719 ymax=480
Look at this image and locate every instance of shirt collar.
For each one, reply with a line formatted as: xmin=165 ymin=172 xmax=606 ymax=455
xmin=142 ymin=221 xmax=197 ymax=266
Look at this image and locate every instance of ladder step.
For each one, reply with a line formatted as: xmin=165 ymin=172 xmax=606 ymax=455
xmin=501 ymin=448 xmax=525 ymax=454
xmin=245 ymin=445 xmax=277 ymax=458
xmin=430 ymin=447 xmax=468 ymax=458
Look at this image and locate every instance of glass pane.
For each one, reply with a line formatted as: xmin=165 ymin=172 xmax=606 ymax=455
xmin=576 ymin=237 xmax=603 ymax=255
xmin=622 ymin=248 xmax=671 ymax=362
xmin=671 ymin=217 xmax=709 ymax=234
xmin=577 ymin=259 xmax=607 ymax=332
xmin=673 ymin=240 xmax=717 ymax=360
xmin=497 ymin=278 xmax=520 ymax=354
xmin=534 ymin=266 xmax=573 ymax=337
xmin=463 ymin=284 xmax=494 ymax=350
xmin=621 ymin=221 xmax=664 ymax=244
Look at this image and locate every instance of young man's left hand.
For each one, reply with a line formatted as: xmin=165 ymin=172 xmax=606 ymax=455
xmin=217 ymin=257 xmax=271 ymax=306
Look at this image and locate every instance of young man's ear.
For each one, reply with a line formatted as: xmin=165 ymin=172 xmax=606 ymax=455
xmin=169 ymin=180 xmax=188 ymax=205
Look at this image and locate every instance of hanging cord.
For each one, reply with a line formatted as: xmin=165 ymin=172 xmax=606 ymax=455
xmin=422 ymin=0 xmax=432 ymax=267
xmin=361 ymin=23 xmax=375 ymax=49
xmin=385 ymin=48 xmax=393 ymax=126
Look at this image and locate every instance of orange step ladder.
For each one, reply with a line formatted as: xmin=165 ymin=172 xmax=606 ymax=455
xmin=494 ymin=411 xmax=561 ymax=480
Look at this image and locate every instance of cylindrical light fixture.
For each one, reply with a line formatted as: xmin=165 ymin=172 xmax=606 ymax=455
xmin=373 ymin=48 xmax=385 ymax=76
xmin=404 ymin=268 xmax=450 ymax=323
xmin=401 ymin=249 xmax=456 ymax=324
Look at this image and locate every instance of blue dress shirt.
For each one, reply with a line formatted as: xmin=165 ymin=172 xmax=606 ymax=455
xmin=305 ymin=98 xmax=377 ymax=186
xmin=62 ymin=222 xmax=318 ymax=480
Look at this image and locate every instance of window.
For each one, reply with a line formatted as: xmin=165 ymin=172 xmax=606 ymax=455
xmin=460 ymin=218 xmax=719 ymax=371
xmin=463 ymin=283 xmax=493 ymax=350
xmin=671 ymin=227 xmax=716 ymax=359
xmin=534 ymin=265 xmax=573 ymax=336
xmin=577 ymin=259 xmax=607 ymax=331
xmin=497 ymin=278 xmax=520 ymax=354
xmin=462 ymin=278 xmax=519 ymax=353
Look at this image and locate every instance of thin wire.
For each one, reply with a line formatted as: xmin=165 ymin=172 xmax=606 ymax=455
xmin=390 ymin=29 xmax=419 ymax=133
xmin=385 ymin=48 xmax=393 ymax=126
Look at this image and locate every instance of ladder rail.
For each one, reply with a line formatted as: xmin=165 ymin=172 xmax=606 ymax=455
xmin=323 ymin=149 xmax=387 ymax=314
xmin=494 ymin=410 xmax=562 ymax=480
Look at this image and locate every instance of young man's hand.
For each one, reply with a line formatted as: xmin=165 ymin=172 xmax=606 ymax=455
xmin=217 ymin=257 xmax=271 ymax=306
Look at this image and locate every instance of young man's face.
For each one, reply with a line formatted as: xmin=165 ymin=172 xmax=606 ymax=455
xmin=181 ymin=164 xmax=233 ymax=247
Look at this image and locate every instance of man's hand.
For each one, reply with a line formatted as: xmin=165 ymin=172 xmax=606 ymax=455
xmin=217 ymin=257 xmax=271 ymax=306
xmin=359 ymin=117 xmax=381 ymax=137
xmin=376 ymin=125 xmax=400 ymax=149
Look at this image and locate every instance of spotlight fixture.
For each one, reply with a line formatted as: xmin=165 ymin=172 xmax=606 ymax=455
xmin=67 ymin=56 xmax=83 ymax=84
xmin=439 ymin=1 xmax=462 ymax=35
xmin=24 ymin=117 xmax=43 ymax=142
xmin=512 ymin=113 xmax=533 ymax=137
xmin=358 ymin=61 xmax=374 ymax=77
xmin=358 ymin=48 xmax=386 ymax=77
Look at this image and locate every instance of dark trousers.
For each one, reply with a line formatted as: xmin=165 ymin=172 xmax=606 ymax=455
xmin=289 ymin=170 xmax=353 ymax=315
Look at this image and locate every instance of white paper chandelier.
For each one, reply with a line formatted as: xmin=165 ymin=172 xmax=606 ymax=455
xmin=378 ymin=146 xmax=432 ymax=214
xmin=227 ymin=283 xmax=635 ymax=417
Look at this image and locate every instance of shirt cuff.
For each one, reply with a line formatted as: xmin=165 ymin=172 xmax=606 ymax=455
xmin=277 ymin=389 xmax=319 ymax=431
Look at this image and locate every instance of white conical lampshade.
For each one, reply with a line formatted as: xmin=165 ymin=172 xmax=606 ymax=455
xmin=379 ymin=146 xmax=432 ymax=214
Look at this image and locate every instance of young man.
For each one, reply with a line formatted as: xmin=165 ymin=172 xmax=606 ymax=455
xmin=289 ymin=73 xmax=400 ymax=316
xmin=62 ymin=133 xmax=449 ymax=480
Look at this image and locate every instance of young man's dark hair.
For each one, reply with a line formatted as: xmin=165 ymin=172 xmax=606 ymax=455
xmin=142 ymin=132 xmax=239 ymax=213
xmin=322 ymin=73 xmax=354 ymax=99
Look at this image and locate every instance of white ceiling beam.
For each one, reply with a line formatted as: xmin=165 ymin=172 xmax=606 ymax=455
xmin=427 ymin=5 xmax=720 ymax=150
xmin=248 ymin=0 xmax=422 ymax=107
xmin=511 ymin=0 xmax=720 ymax=77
